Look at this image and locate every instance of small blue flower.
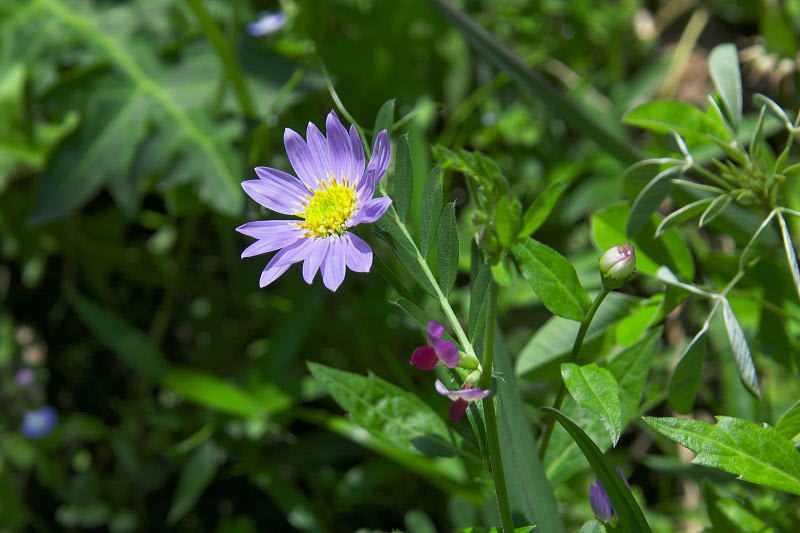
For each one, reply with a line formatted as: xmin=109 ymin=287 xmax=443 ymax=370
xmin=21 ymin=406 xmax=58 ymax=439
xmin=247 ymin=11 xmax=287 ymax=37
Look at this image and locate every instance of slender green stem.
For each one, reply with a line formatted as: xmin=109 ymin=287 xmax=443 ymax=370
xmin=539 ymin=287 xmax=610 ymax=459
xmin=690 ymin=162 xmax=734 ymax=191
xmin=481 ymin=281 xmax=514 ymax=533
xmin=186 ymin=0 xmax=256 ymax=118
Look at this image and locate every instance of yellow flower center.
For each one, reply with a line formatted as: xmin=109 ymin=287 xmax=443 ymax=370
xmin=298 ymin=180 xmax=357 ymax=238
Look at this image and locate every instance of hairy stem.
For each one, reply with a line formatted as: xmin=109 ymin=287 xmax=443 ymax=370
xmin=539 ymin=287 xmax=611 ymax=459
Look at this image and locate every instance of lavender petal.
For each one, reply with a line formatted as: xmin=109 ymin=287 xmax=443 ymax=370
xmin=306 ymin=121 xmax=333 ymax=180
xmin=326 ymin=111 xmax=354 ymax=185
xmin=242 ymin=176 xmax=306 ymax=216
xmin=259 ymin=238 xmax=312 ymax=287
xmin=357 ymin=130 xmax=390 ymax=200
xmin=284 ymin=128 xmax=324 ymax=188
xmin=320 ymin=237 xmax=347 ymax=291
xmin=302 ymin=238 xmax=329 ymax=283
xmin=349 ymin=125 xmax=366 ymax=182
xmin=351 ymin=196 xmax=392 ymax=225
xmin=342 ymin=232 xmax=372 ymax=273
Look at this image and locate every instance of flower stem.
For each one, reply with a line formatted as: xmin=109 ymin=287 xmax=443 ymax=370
xmin=539 ymin=287 xmax=610 ymax=459
xmin=481 ymin=280 xmax=514 ymax=533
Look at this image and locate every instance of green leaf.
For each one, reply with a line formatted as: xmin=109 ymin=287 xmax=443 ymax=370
xmin=591 ymin=203 xmax=694 ymax=279
xmin=698 ymin=194 xmax=732 ymax=227
xmin=668 ymin=334 xmax=708 ymax=414
xmin=776 ymin=400 xmax=800 ymax=443
xmin=419 ymin=167 xmax=444 ymax=255
xmin=427 ymin=0 xmax=639 ymax=165
xmin=307 ymin=362 xmax=461 ymax=456
xmin=168 ymin=441 xmax=225 ymax=523
xmin=495 ymin=195 xmax=521 ymax=248
xmin=708 ymin=43 xmax=742 ymax=128
xmin=626 ymin=166 xmax=679 ymax=237
xmin=643 ymin=416 xmax=800 ymax=495
xmin=721 ymin=299 xmax=760 ymax=397
xmin=373 ymin=98 xmax=396 ymax=137
xmin=511 ymin=238 xmax=591 ymax=322
xmin=70 ymin=292 xmax=167 ymax=379
xmin=623 ymin=100 xmax=730 ymax=144
xmin=458 ymin=528 xmax=535 ymax=533
xmin=655 ymin=197 xmax=714 ymax=237
xmin=436 ymin=202 xmax=459 ymax=295
xmin=162 ymin=367 xmax=281 ymax=418
xmin=518 ymin=181 xmax=568 ymax=239
xmin=578 ymin=521 xmax=606 ymax=533
xmin=493 ymin=333 xmax=565 ymax=532
xmin=468 ymin=259 xmax=491 ymax=343
xmin=375 ymin=210 xmax=437 ymax=297
xmin=561 ymin=363 xmax=622 ymax=446
xmin=542 ymin=408 xmax=651 ymax=533
xmin=391 ymin=297 xmax=429 ymax=330
xmin=777 ymin=211 xmax=800 ymax=303
xmin=404 ymin=510 xmax=436 ymax=533
xmin=605 ymin=327 xmax=662 ymax=424
xmin=390 ymin=133 xmax=413 ymax=221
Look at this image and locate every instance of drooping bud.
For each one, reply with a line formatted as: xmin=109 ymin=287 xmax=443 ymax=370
xmin=598 ymin=243 xmax=636 ymax=289
xmin=589 ymin=467 xmax=630 ymax=523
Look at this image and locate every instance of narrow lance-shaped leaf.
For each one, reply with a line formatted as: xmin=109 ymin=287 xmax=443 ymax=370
xmin=643 ymin=416 xmax=800 ymax=495
xmin=776 ymin=400 xmax=800 ymax=443
xmin=656 ymin=198 xmax=714 ymax=237
xmin=390 ymin=133 xmax=413 ymax=221
xmin=512 ymin=238 xmax=591 ymax=322
xmin=436 ymin=202 xmax=459 ymax=295
xmin=373 ymin=98 xmax=396 ymax=138
xmin=468 ymin=259 xmax=491 ymax=342
xmin=419 ymin=167 xmax=444 ymax=255
xmin=518 ymin=180 xmax=569 ymax=239
xmin=721 ymin=299 xmax=760 ymax=397
xmin=698 ymin=195 xmax=732 ymax=228
xmin=708 ymin=43 xmax=742 ymax=128
xmin=542 ymin=408 xmax=651 ymax=533
xmin=626 ymin=165 xmax=680 ymax=237
xmin=777 ymin=211 xmax=800 ymax=302
xmin=668 ymin=331 xmax=709 ymax=414
xmin=168 ymin=441 xmax=225 ymax=523
xmin=561 ymin=363 xmax=623 ymax=446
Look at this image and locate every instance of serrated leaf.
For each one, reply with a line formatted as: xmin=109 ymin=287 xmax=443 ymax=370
xmin=390 ymin=133 xmax=413 ymax=221
xmin=668 ymin=333 xmax=708 ymax=414
xmin=626 ymin=165 xmax=679 ymax=237
xmin=708 ymin=43 xmax=742 ymax=128
xmin=543 ymin=408 xmax=651 ymax=533
xmin=721 ymin=299 xmax=760 ymax=397
xmin=698 ymin=194 xmax=732 ymax=227
xmin=373 ymin=98 xmax=395 ymax=137
xmin=419 ymin=167 xmax=444 ymax=255
xmin=518 ymin=181 xmax=568 ymax=238
xmin=561 ymin=363 xmax=622 ymax=446
xmin=776 ymin=400 xmax=800 ymax=443
xmin=643 ymin=416 xmax=800 ymax=495
xmin=436 ymin=202 xmax=459 ymax=295
xmin=512 ymin=238 xmax=591 ymax=322
xmin=168 ymin=442 xmax=225 ymax=523
xmin=655 ymin=197 xmax=714 ymax=237
xmin=307 ymin=362 xmax=461 ymax=456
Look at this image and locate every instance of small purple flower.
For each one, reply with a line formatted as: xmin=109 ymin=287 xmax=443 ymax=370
xmin=14 ymin=368 xmax=35 ymax=389
xmin=434 ymin=380 xmax=491 ymax=421
xmin=20 ymin=406 xmax=57 ymax=440
xmin=237 ymin=111 xmax=392 ymax=291
xmin=247 ymin=11 xmax=287 ymax=36
xmin=589 ymin=467 xmax=630 ymax=523
xmin=409 ymin=321 xmax=460 ymax=370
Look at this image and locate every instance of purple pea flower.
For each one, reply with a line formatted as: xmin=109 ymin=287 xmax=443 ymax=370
xmin=434 ymin=379 xmax=491 ymax=421
xmin=20 ymin=406 xmax=58 ymax=440
xmin=409 ymin=321 xmax=460 ymax=370
xmin=589 ymin=467 xmax=630 ymax=523
xmin=247 ymin=11 xmax=287 ymax=36
xmin=237 ymin=111 xmax=392 ymax=291
xmin=14 ymin=368 xmax=35 ymax=389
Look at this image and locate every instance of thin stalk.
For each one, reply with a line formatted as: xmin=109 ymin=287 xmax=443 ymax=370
xmin=539 ymin=287 xmax=610 ymax=459
xmin=481 ymin=281 xmax=514 ymax=533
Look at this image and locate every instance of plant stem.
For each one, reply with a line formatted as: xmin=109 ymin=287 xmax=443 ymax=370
xmin=481 ymin=281 xmax=514 ymax=533
xmin=539 ymin=287 xmax=610 ymax=459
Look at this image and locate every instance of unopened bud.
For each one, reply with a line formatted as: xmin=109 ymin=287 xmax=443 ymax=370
xmin=599 ymin=243 xmax=636 ymax=289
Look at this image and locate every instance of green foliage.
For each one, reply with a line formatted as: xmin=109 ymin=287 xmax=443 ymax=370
xmin=561 ymin=363 xmax=622 ymax=446
xmin=512 ymin=239 xmax=591 ymax=322
xmin=643 ymin=416 xmax=800 ymax=495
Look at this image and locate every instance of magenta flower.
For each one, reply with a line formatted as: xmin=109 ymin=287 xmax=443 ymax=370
xmin=237 ymin=111 xmax=392 ymax=291
xmin=434 ymin=379 xmax=491 ymax=421
xmin=409 ymin=321 xmax=460 ymax=370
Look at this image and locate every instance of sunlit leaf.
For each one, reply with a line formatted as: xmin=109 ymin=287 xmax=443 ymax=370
xmin=708 ymin=43 xmax=742 ymax=128
xmin=561 ymin=363 xmax=622 ymax=446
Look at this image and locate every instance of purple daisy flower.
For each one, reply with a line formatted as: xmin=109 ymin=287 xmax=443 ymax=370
xmin=409 ymin=321 xmax=460 ymax=370
xmin=434 ymin=379 xmax=491 ymax=421
xmin=20 ymin=405 xmax=58 ymax=440
xmin=237 ymin=111 xmax=392 ymax=291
